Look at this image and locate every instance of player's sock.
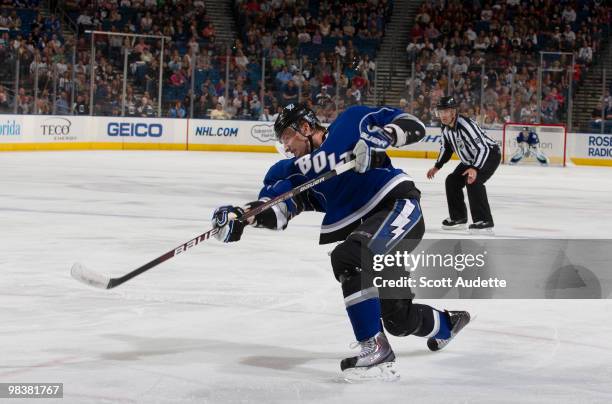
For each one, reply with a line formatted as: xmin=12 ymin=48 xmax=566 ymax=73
xmin=342 ymin=291 xmax=400 ymax=381
xmin=427 ymin=311 xmax=471 ymax=351
xmin=345 ymin=290 xmax=383 ymax=341
xmin=410 ymin=306 xmax=452 ymax=339
xmin=432 ymin=310 xmax=452 ymax=339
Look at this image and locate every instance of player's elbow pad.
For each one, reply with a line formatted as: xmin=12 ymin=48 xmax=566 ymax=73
xmin=385 ymin=117 xmax=426 ymax=147
xmin=245 ymin=200 xmax=289 ymax=230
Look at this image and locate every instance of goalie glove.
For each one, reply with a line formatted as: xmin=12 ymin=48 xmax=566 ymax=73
xmin=212 ymin=205 xmax=246 ymax=243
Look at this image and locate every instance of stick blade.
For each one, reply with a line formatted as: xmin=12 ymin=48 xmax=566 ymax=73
xmin=71 ymin=262 xmax=111 ymax=289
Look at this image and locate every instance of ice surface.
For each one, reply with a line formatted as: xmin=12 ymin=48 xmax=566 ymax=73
xmin=1 ymin=151 xmax=612 ymax=403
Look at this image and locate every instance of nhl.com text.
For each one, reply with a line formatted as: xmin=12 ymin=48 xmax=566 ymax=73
xmin=371 ymin=251 xmax=507 ymax=289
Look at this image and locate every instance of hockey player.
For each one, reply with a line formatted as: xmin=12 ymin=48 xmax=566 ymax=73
xmin=510 ymin=126 xmax=549 ymax=166
xmin=211 ymin=103 xmax=470 ymax=381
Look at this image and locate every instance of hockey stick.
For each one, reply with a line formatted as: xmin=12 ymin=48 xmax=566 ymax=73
xmin=71 ymin=159 xmax=357 ymax=289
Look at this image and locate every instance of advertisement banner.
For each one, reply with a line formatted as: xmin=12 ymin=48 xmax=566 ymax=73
xmin=572 ymin=133 xmax=612 ymax=166
xmin=188 ymin=119 xmax=276 ymax=151
xmin=33 ymin=116 xmax=91 ymax=146
xmin=94 ymin=117 xmax=186 ymax=149
xmin=0 ymin=115 xmax=26 ymax=144
xmin=37 ymin=116 xmax=81 ymax=142
xmin=0 ymin=115 xmax=91 ymax=147
xmin=0 ymin=115 xmax=188 ymax=151
xmin=0 ymin=114 xmax=611 ymax=167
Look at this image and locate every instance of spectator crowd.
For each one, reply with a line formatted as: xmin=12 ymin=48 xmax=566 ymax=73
xmin=1 ymin=0 xmax=611 ymax=132
xmin=1 ymin=0 xmax=389 ymax=121
xmin=404 ymin=0 xmax=610 ymax=128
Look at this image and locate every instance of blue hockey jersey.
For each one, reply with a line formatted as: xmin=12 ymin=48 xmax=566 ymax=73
xmin=258 ymin=106 xmax=419 ymax=244
xmin=517 ymin=130 xmax=539 ymax=146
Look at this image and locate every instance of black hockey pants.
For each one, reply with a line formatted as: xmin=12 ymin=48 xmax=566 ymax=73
xmin=445 ymin=146 xmax=501 ymax=223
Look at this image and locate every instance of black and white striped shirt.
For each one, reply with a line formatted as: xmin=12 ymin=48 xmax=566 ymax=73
xmin=435 ymin=115 xmax=498 ymax=170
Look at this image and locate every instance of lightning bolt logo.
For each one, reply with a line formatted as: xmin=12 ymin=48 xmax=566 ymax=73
xmin=388 ymin=200 xmax=416 ymax=244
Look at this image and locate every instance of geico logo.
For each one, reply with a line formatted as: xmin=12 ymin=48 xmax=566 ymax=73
xmin=107 ymin=122 xmax=163 ymax=137
xmin=41 ymin=117 xmax=72 ymax=135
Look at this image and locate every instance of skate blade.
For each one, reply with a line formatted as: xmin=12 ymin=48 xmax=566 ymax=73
xmin=441 ymin=224 xmax=467 ymax=230
xmin=468 ymin=228 xmax=494 ymax=235
xmin=341 ymin=362 xmax=400 ymax=383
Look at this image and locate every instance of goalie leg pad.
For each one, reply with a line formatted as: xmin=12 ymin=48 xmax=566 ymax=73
xmin=534 ymin=148 xmax=550 ymax=165
xmin=510 ymin=148 xmax=524 ymax=164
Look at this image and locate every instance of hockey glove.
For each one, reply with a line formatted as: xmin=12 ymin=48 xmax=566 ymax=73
xmin=382 ymin=121 xmax=425 ymax=147
xmin=381 ymin=124 xmax=400 ymax=146
xmin=352 ymin=139 xmax=388 ymax=173
xmin=212 ymin=205 xmax=246 ymax=243
xmin=244 ymin=200 xmax=287 ymax=230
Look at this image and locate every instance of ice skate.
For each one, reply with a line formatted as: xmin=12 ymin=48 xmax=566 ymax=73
xmin=427 ymin=310 xmax=471 ymax=351
xmin=341 ymin=331 xmax=399 ymax=382
xmin=468 ymin=221 xmax=494 ymax=234
xmin=441 ymin=217 xmax=467 ymax=230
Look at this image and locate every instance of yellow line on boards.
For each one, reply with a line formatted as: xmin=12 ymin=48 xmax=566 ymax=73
xmin=187 ymin=144 xmax=277 ymax=153
xmin=571 ymin=158 xmax=612 ymax=166
xmin=0 ymin=143 xmax=186 ymax=151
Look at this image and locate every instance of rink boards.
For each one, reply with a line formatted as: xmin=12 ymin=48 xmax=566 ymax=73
xmin=0 ymin=114 xmax=610 ymax=166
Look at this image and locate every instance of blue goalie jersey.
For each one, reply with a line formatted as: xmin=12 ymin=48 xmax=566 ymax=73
xmin=259 ymin=106 xmax=420 ymax=244
xmin=517 ymin=130 xmax=539 ymax=146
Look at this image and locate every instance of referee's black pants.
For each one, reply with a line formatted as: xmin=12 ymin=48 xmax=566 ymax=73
xmin=445 ymin=147 xmax=501 ymax=224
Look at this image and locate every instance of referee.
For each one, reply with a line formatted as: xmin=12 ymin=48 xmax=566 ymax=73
xmin=426 ymin=96 xmax=501 ymax=232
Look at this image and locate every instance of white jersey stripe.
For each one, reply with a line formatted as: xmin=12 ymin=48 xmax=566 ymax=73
xmin=320 ymin=174 xmax=413 ymax=234
xmin=425 ymin=310 xmax=441 ymax=338
xmin=460 ymin=117 xmax=489 ymax=168
xmin=440 ymin=116 xmax=497 ymax=168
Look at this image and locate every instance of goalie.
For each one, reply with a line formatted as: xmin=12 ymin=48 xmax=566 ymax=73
xmin=510 ymin=127 xmax=549 ymax=166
